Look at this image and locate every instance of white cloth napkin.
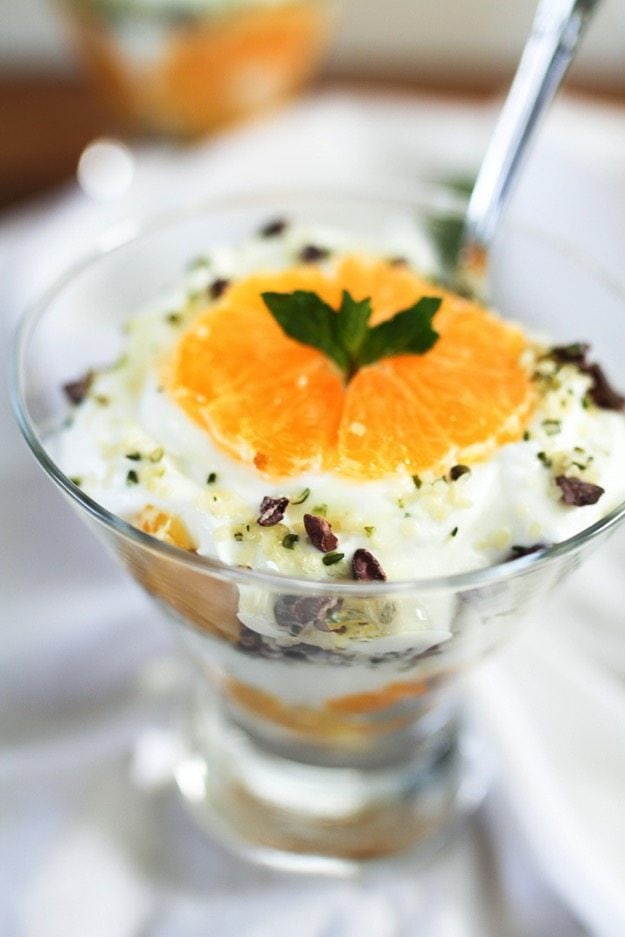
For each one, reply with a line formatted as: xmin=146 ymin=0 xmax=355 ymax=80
xmin=2 ymin=90 xmax=625 ymax=937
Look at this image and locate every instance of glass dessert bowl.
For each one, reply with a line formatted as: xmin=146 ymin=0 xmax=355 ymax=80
xmin=12 ymin=188 xmax=625 ymax=871
xmin=59 ymin=0 xmax=336 ymax=137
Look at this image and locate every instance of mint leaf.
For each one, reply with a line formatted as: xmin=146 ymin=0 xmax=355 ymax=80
xmin=261 ymin=288 xmax=441 ymax=382
xmin=359 ymin=297 xmax=440 ymax=365
xmin=334 ymin=291 xmax=372 ymax=359
xmin=262 ymin=290 xmax=348 ymax=371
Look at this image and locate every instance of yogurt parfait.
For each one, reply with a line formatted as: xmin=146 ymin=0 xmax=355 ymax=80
xmin=61 ymin=0 xmax=335 ymax=136
xmin=17 ymin=192 xmax=625 ymax=862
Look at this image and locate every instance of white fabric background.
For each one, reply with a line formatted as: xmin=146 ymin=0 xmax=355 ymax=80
xmin=2 ymin=91 xmax=625 ymax=936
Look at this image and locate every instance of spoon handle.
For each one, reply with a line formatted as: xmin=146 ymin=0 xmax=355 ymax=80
xmin=461 ymin=0 xmax=602 ymax=276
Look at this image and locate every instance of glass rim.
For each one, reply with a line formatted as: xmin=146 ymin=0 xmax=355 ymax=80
xmin=11 ymin=184 xmax=625 ymax=596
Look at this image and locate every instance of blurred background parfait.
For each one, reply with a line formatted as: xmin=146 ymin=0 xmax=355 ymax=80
xmin=2 ymin=0 xmax=625 ymax=208
xmin=57 ymin=0 xmax=337 ymax=137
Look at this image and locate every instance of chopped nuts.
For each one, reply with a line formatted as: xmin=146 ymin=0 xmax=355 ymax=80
xmin=322 ymin=551 xmax=344 ymax=566
xmin=449 ymin=464 xmax=470 ymax=481
xmin=258 ymin=496 xmax=289 ymax=527
xmin=63 ymin=372 xmax=93 ymax=405
xmin=352 ymin=548 xmax=386 ymax=581
xmin=555 ymin=475 xmax=604 ymax=506
xmin=304 ymin=513 xmax=338 ymax=552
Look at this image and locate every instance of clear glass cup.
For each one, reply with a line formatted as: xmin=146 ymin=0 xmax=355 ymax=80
xmin=59 ymin=0 xmax=337 ymax=137
xmin=11 ymin=188 xmax=625 ymax=871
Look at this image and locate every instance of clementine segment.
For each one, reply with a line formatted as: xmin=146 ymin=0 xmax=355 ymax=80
xmin=170 ymin=257 xmax=534 ymax=479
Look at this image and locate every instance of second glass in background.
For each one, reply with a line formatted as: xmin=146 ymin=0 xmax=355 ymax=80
xmin=59 ymin=0 xmax=338 ymax=137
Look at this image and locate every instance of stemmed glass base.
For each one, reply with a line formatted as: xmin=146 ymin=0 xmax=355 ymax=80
xmin=174 ymin=681 xmax=489 ymax=872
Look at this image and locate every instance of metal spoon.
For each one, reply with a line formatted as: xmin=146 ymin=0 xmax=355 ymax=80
xmin=455 ymin=0 xmax=603 ymax=299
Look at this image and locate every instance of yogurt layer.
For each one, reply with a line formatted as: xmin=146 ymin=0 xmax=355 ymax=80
xmin=55 ymin=224 xmax=625 ymax=585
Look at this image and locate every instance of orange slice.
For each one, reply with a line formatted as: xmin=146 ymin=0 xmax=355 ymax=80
xmin=135 ymin=505 xmax=196 ymax=551
xmin=169 ymin=256 xmax=534 ymax=479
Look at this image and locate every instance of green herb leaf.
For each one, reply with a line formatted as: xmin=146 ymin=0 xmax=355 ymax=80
xmin=358 ymin=297 xmax=440 ymax=366
xmin=262 ymin=290 xmax=348 ymax=372
xmin=261 ymin=288 xmax=441 ymax=382
xmin=334 ymin=291 xmax=372 ymax=361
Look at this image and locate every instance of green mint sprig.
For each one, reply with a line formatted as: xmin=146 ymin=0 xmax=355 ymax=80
xmin=261 ymin=289 xmax=441 ymax=382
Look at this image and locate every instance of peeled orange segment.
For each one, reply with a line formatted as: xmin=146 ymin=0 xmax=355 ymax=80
xmin=170 ymin=257 xmax=534 ymax=480
xmin=334 ymin=255 xmax=437 ymax=324
xmin=135 ymin=505 xmax=196 ymax=551
xmin=171 ymin=269 xmax=345 ymax=475
xmin=338 ymin=363 xmax=454 ymax=477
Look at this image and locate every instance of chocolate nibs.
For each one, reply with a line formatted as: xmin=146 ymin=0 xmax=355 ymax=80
xmin=63 ymin=372 xmax=93 ymax=405
xmin=299 ymin=244 xmax=330 ymax=264
xmin=583 ymin=363 xmax=625 ymax=411
xmin=555 ymin=475 xmax=605 ymax=506
xmin=238 ymin=624 xmax=264 ymax=652
xmin=303 ymin=513 xmax=338 ymax=552
xmin=550 ymin=343 xmax=624 ymax=411
xmin=507 ymin=543 xmax=548 ymax=561
xmin=209 ymin=278 xmax=230 ymax=300
xmin=449 ymin=464 xmax=471 ymax=481
xmin=352 ymin=548 xmax=387 ymax=582
xmin=274 ymin=594 xmax=343 ymax=634
xmin=550 ymin=342 xmax=590 ymax=365
xmin=257 ymin=495 xmax=289 ymax=527
xmin=259 ymin=218 xmax=288 ymax=238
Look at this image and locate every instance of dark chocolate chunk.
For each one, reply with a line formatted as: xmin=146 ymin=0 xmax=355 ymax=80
xmin=449 ymin=464 xmax=471 ymax=481
xmin=259 ymin=218 xmax=288 ymax=238
xmin=352 ymin=548 xmax=387 ymax=582
xmin=389 ymin=256 xmax=408 ymax=267
xmin=550 ymin=342 xmax=590 ymax=365
xmin=555 ymin=475 xmax=605 ymax=506
xmin=549 ymin=343 xmax=624 ymax=410
xmin=238 ymin=624 xmax=263 ymax=652
xmin=257 ymin=496 xmax=289 ymax=527
xmin=63 ymin=372 xmax=93 ymax=405
xmin=304 ymin=513 xmax=338 ymax=552
xmin=507 ymin=543 xmax=548 ymax=561
xmin=582 ymin=363 xmax=625 ymax=411
xmin=274 ymin=594 xmax=342 ymax=633
xmin=299 ymin=244 xmax=330 ymax=264
xmin=209 ymin=278 xmax=230 ymax=300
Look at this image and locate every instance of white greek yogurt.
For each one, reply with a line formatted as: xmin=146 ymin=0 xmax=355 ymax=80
xmin=51 ymin=223 xmax=625 ymax=702
xmin=55 ymin=225 xmax=625 ymax=577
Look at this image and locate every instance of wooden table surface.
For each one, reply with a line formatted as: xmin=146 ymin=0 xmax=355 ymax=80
xmin=2 ymin=70 xmax=623 ymax=213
